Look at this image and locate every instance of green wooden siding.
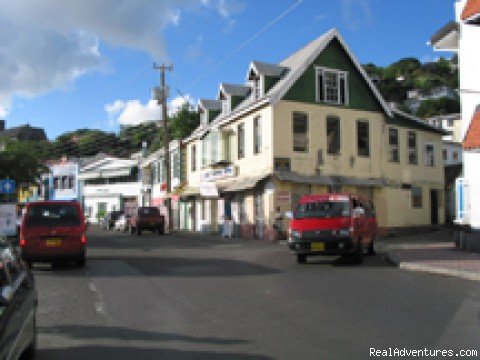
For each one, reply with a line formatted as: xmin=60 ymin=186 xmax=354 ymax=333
xmin=283 ymin=38 xmax=383 ymax=113
xmin=231 ymin=95 xmax=244 ymax=110
xmin=264 ymin=76 xmax=278 ymax=93
xmin=208 ymin=109 xmax=221 ymax=122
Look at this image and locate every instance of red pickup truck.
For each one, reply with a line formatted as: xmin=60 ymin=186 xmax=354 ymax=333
xmin=128 ymin=207 xmax=165 ymax=236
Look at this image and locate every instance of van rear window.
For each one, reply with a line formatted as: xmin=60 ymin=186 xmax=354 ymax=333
xmin=295 ymin=201 xmax=350 ymax=219
xmin=25 ymin=204 xmax=81 ymax=227
xmin=138 ymin=207 xmax=160 ymax=216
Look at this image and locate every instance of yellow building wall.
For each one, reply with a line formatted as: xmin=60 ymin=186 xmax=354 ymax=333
xmin=185 ymin=106 xmax=274 ymax=189
xmin=272 ymin=101 xmax=384 ymax=178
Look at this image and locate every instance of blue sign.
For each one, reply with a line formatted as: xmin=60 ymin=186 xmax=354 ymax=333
xmin=0 ymin=179 xmax=16 ymax=194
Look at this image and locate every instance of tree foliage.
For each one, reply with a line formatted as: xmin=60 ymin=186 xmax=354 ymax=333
xmin=0 ymin=141 xmax=49 ymax=184
xmin=416 ymin=97 xmax=460 ymax=118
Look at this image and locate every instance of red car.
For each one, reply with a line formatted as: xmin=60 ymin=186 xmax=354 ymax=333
xmin=128 ymin=206 xmax=165 ymax=236
xmin=288 ymin=193 xmax=378 ymax=264
xmin=19 ymin=201 xmax=87 ymax=268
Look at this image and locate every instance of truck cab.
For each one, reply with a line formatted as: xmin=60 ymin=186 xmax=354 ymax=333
xmin=287 ymin=193 xmax=377 ymax=264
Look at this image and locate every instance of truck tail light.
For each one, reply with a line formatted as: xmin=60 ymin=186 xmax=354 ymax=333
xmin=19 ymin=237 xmax=26 ymax=247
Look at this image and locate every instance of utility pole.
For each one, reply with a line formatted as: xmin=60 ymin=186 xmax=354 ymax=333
xmin=153 ymin=63 xmax=173 ymax=230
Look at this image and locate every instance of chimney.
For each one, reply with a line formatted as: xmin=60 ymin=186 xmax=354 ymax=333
xmin=0 ymin=119 xmax=5 ymax=132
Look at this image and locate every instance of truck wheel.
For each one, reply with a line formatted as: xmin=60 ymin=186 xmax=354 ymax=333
xmin=296 ymin=254 xmax=307 ymax=264
xmin=355 ymin=239 xmax=364 ymax=264
xmin=367 ymin=236 xmax=375 ymax=255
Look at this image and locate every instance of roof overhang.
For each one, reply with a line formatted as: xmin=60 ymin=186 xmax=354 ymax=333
xmin=430 ymin=21 xmax=459 ymax=51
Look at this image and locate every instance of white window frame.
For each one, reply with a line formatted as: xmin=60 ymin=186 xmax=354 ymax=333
xmin=315 ymin=66 xmax=349 ymax=105
xmin=424 ymin=143 xmax=435 ymax=167
xmin=222 ymin=97 xmax=230 ymax=115
xmin=250 ymin=76 xmax=263 ymax=100
xmin=253 ymin=115 xmax=262 ymax=154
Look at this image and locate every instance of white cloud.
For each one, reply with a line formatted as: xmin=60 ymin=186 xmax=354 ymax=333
xmin=0 ymin=0 xmax=241 ymax=117
xmin=105 ymin=94 xmax=196 ymax=128
xmin=341 ymin=0 xmax=373 ymax=31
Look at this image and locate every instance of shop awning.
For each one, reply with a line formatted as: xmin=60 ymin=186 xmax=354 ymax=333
xmin=274 ymin=170 xmax=387 ymax=188
xmin=220 ymin=173 xmax=270 ymax=193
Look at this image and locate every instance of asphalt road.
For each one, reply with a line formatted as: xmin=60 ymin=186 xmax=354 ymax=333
xmin=33 ymin=227 xmax=480 ymax=360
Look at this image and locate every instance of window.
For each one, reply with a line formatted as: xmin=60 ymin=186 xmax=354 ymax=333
xmin=53 ymin=177 xmax=60 ymax=190
xmin=68 ymin=176 xmax=75 ymax=189
xmin=253 ymin=116 xmax=262 ymax=154
xmin=442 ymin=149 xmax=448 ymax=161
xmin=316 ymin=67 xmax=349 ymax=105
xmin=453 ymin=151 xmax=459 ymax=161
xmin=274 ymin=158 xmax=291 ymax=172
xmin=388 ymin=128 xmax=399 ymax=163
xmin=326 ymin=116 xmax=340 ymax=155
xmin=425 ymin=144 xmax=435 ymax=167
xmin=412 ymin=187 xmax=422 ymax=208
xmin=252 ymin=78 xmax=261 ymax=100
xmin=407 ymin=131 xmax=418 ymax=165
xmin=356 ymin=120 xmax=370 ymax=157
xmin=191 ymin=145 xmax=196 ymax=172
xmin=293 ymin=112 xmax=308 ymax=152
xmin=237 ymin=123 xmax=245 ymax=159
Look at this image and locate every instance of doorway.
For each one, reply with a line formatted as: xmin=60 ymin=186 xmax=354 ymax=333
xmin=430 ymin=189 xmax=439 ymax=225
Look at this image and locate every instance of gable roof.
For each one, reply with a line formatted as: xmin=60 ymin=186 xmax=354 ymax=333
xmin=198 ymin=99 xmax=222 ymax=111
xmin=463 ymin=109 xmax=480 ymax=150
xmin=218 ymin=83 xmax=251 ymax=98
xmin=249 ymin=61 xmax=286 ymax=78
xmin=185 ymin=28 xmax=418 ymax=143
xmin=390 ymin=109 xmax=448 ymax=135
xmin=462 ymin=0 xmax=480 ymax=24
xmin=429 ymin=21 xmax=460 ymax=50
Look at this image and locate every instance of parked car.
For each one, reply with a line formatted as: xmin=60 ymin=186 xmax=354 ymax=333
xmin=128 ymin=207 xmax=165 ymax=236
xmin=287 ymin=193 xmax=377 ymax=264
xmin=113 ymin=214 xmax=128 ymax=232
xmin=19 ymin=201 xmax=88 ymax=268
xmin=0 ymin=240 xmax=37 ymax=359
xmin=100 ymin=210 xmax=124 ymax=230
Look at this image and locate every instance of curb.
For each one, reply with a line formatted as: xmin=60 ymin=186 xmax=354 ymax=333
xmin=384 ymin=252 xmax=480 ymax=282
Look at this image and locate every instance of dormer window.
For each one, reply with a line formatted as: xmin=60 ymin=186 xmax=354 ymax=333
xmin=199 ymin=108 xmax=208 ymax=126
xmin=315 ymin=67 xmax=349 ymax=106
xmin=222 ymin=99 xmax=230 ymax=114
xmin=251 ymin=77 xmax=261 ymax=100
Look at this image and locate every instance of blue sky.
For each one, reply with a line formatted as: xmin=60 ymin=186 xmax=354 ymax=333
xmin=0 ymin=0 xmax=455 ymax=140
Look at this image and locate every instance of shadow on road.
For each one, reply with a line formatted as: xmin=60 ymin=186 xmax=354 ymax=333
xmin=37 ymin=325 xmax=272 ymax=359
xmin=33 ymin=256 xmax=282 ymax=278
xmin=37 ymin=346 xmax=272 ymax=360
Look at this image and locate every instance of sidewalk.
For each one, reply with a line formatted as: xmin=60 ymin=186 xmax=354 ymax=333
xmin=377 ymin=228 xmax=480 ymax=281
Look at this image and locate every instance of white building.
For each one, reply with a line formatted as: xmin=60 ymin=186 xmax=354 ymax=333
xmin=78 ymin=156 xmax=141 ymax=224
xmin=431 ymin=0 xmax=480 ymax=236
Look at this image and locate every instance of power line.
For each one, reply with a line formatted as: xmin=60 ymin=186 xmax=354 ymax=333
xmin=185 ymin=0 xmax=304 ymax=90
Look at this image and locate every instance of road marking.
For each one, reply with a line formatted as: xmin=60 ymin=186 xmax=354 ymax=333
xmin=88 ymin=280 xmax=108 ymax=318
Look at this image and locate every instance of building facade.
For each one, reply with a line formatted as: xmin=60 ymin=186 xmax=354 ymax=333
xmin=181 ymin=29 xmax=445 ymax=240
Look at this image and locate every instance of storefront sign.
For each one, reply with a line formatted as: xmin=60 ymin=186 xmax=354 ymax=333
xmin=200 ymin=165 xmax=236 ymax=181
xmin=0 ymin=204 xmax=17 ymax=236
xmin=199 ymin=182 xmax=219 ymax=197
xmin=276 ymin=191 xmax=291 ymax=204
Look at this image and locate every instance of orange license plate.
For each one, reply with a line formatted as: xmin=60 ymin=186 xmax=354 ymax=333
xmin=46 ymin=238 xmax=62 ymax=247
xmin=311 ymin=242 xmax=325 ymax=252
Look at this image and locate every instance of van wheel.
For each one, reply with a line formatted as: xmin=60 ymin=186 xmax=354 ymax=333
xmin=367 ymin=236 xmax=375 ymax=255
xmin=296 ymin=254 xmax=307 ymax=264
xmin=77 ymin=256 xmax=86 ymax=268
xmin=355 ymin=239 xmax=364 ymax=264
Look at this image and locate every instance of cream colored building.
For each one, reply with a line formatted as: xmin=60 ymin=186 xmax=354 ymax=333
xmin=180 ymin=29 xmax=445 ymax=240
